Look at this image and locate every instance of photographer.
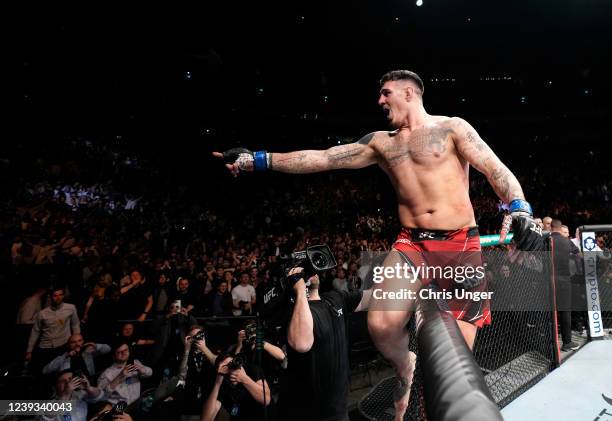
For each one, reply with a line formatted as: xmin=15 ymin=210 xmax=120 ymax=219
xmin=233 ymin=321 xmax=287 ymax=400
xmin=38 ymin=369 xmax=104 ymax=421
xmin=200 ymin=354 xmax=271 ymax=421
xmin=278 ymin=267 xmax=370 ymax=421
xmin=171 ymin=325 xmax=218 ymax=416
xmin=234 ymin=324 xmax=285 ymax=363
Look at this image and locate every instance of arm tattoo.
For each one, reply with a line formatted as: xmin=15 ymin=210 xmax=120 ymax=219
xmin=269 ymin=152 xmax=307 ymax=170
xmin=326 ymin=145 xmax=363 ymax=167
xmin=269 ymin=132 xmax=375 ymax=173
xmin=479 ymin=156 xmax=492 ymax=171
xmin=491 ymin=167 xmax=511 ymax=201
xmin=466 ymin=131 xmax=487 ymax=152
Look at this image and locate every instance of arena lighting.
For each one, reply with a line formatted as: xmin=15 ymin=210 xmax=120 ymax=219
xmin=416 ymin=0 xmax=423 ymax=6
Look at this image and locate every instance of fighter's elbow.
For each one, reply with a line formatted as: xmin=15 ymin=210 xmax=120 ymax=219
xmin=288 ymin=335 xmax=313 ymax=353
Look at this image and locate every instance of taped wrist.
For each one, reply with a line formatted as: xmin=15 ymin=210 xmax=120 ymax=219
xmin=253 ymin=151 xmax=268 ymax=171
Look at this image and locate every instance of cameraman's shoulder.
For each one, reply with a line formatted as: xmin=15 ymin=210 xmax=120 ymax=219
xmin=322 ymin=289 xmax=343 ymax=303
xmin=323 ymin=289 xmax=361 ymax=311
xmin=344 ymin=290 xmax=364 ymax=312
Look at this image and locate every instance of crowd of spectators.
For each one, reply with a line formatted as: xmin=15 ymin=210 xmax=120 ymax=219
xmin=1 ymin=132 xmax=610 ymax=420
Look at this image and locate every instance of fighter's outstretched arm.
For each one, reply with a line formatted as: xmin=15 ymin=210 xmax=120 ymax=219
xmin=213 ymin=132 xmax=379 ymax=176
xmin=452 ymin=117 xmax=525 ymax=204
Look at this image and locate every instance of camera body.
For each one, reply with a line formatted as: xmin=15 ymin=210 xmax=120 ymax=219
xmin=260 ymin=244 xmax=337 ymax=323
xmin=110 ymin=401 xmax=128 ymax=416
xmin=227 ymin=355 xmax=244 ymax=370
xmin=191 ymin=329 xmax=206 ymax=343
xmin=283 ymin=244 xmax=337 ymax=280
xmin=91 ymin=400 xmax=127 ymax=421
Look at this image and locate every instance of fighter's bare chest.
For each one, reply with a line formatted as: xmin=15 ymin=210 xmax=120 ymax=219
xmin=376 ymin=127 xmax=454 ymax=169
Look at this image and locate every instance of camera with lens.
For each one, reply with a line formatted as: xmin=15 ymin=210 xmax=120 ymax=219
xmin=227 ymin=355 xmax=244 ymax=370
xmin=110 ymin=401 xmax=128 ymax=416
xmin=91 ymin=400 xmax=128 ymax=421
xmin=283 ymin=244 xmax=337 ymax=280
xmin=191 ymin=329 xmax=206 ymax=343
xmin=259 ymin=244 xmax=336 ymax=323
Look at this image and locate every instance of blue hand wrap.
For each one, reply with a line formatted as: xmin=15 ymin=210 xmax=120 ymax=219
xmin=253 ymin=151 xmax=268 ymax=171
xmin=509 ymin=199 xmax=532 ymax=215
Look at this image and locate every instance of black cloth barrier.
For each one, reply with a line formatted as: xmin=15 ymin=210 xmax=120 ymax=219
xmin=417 ymin=302 xmax=503 ymax=421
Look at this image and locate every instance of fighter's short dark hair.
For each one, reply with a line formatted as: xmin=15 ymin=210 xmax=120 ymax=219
xmin=380 ymin=70 xmax=424 ymax=96
xmin=551 ymin=219 xmax=563 ymax=229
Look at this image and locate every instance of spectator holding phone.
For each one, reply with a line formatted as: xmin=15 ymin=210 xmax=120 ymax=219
xmin=98 ymin=342 xmax=152 ymax=405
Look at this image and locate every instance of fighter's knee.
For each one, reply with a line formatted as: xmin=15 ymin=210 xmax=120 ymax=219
xmin=368 ymin=311 xmax=409 ymax=340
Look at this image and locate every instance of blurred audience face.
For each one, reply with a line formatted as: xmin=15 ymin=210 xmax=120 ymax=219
xmin=55 ymin=371 xmax=74 ymax=396
xmin=240 ymin=273 xmax=250 ymax=285
xmin=51 ymin=289 xmax=65 ymax=307
xmin=68 ymin=334 xmax=84 ymax=352
xmin=158 ymin=273 xmax=169 ymax=285
xmin=130 ymin=270 xmax=143 ymax=284
xmin=178 ymin=278 xmax=189 ymax=292
xmin=218 ymin=282 xmax=228 ymax=294
xmin=542 ymin=217 xmax=552 ymax=232
xmin=113 ymin=344 xmax=130 ymax=363
xmin=561 ymin=225 xmax=570 ymax=238
xmin=121 ymin=323 xmax=135 ymax=338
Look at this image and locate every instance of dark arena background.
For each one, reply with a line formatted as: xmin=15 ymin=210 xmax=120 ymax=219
xmin=3 ymin=2 xmax=612 ymax=421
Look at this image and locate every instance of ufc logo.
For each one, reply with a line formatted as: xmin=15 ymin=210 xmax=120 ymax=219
xmin=530 ymin=222 xmax=543 ymax=236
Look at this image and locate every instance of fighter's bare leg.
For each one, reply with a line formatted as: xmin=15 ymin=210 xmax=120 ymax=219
xmin=456 ymin=319 xmax=478 ymax=350
xmin=368 ymin=249 xmax=421 ymax=421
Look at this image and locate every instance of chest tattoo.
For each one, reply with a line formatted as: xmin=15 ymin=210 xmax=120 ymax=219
xmin=383 ymin=128 xmax=451 ymax=167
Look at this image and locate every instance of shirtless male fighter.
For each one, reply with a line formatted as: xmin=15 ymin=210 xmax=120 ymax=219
xmin=214 ymin=70 xmax=534 ymax=420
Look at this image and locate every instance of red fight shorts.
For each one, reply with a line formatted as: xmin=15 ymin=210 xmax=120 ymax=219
xmin=393 ymin=226 xmax=491 ymax=328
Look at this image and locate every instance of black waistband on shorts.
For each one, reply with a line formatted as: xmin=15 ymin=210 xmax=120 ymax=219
xmin=402 ymin=226 xmax=479 ymax=241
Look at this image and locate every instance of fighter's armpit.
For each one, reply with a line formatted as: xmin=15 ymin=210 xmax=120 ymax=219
xmin=357 ymin=132 xmax=376 ymax=145
xmin=325 ymin=133 xmax=379 ymax=169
